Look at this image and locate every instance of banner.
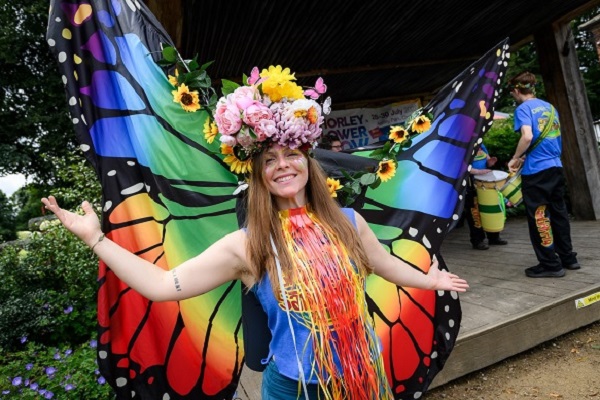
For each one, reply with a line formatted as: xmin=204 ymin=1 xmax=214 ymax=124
xmin=324 ymin=99 xmax=421 ymax=149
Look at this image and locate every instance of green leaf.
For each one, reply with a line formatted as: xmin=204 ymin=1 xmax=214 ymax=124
xmin=221 ymin=79 xmax=241 ymax=96
xmin=156 ymin=59 xmax=174 ymax=67
xmin=186 ymin=58 xmax=199 ymax=71
xmin=350 ymin=181 xmax=362 ymax=195
xmin=360 ymin=173 xmax=376 ymax=186
xmin=369 ymin=178 xmax=382 ymax=190
xmin=162 ymin=46 xmax=178 ymax=63
xmin=243 ymin=73 xmax=249 ymax=85
xmin=200 ymin=60 xmax=214 ymax=71
xmin=341 ymin=170 xmax=353 ymax=180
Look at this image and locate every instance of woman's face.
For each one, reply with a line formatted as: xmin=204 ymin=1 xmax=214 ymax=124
xmin=262 ymin=144 xmax=309 ymax=209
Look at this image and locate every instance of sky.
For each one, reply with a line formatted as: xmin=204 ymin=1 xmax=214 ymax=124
xmin=0 ymin=174 xmax=27 ymax=197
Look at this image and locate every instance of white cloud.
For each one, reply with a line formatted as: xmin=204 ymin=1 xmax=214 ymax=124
xmin=0 ymin=174 xmax=27 ymax=197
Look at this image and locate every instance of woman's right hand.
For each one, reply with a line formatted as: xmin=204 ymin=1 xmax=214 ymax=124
xmin=41 ymin=196 xmax=102 ymax=247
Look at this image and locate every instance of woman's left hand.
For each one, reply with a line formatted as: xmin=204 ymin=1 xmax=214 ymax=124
xmin=427 ymin=256 xmax=469 ymax=292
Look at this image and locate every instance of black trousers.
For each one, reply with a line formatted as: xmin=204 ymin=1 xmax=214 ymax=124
xmin=465 ymin=176 xmax=500 ymax=245
xmin=521 ymin=167 xmax=577 ymax=270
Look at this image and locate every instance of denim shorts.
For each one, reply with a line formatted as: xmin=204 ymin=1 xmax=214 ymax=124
xmin=261 ymin=361 xmax=324 ymax=399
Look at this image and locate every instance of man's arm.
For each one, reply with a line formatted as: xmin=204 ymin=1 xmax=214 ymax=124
xmin=508 ymin=125 xmax=533 ymax=172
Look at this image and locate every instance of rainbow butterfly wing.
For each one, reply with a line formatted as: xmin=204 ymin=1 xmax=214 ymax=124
xmin=351 ymin=40 xmax=510 ymax=397
xmin=47 ymin=0 xmax=244 ymax=398
xmin=47 ymin=0 xmax=509 ymax=397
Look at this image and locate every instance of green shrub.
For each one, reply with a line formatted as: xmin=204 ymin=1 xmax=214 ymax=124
xmin=483 ymin=117 xmax=520 ymax=170
xmin=0 ymin=339 xmax=114 ymax=399
xmin=0 ymin=224 xmax=98 ymax=350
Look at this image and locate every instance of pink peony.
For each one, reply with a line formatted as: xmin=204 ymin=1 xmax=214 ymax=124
xmin=243 ymin=101 xmax=273 ymax=127
xmin=214 ymin=100 xmax=242 ymax=135
xmin=230 ymin=86 xmax=259 ymax=110
xmin=236 ymin=127 xmax=255 ymax=148
xmin=254 ymin=119 xmax=277 ymax=141
xmin=219 ymin=134 xmax=237 ymax=146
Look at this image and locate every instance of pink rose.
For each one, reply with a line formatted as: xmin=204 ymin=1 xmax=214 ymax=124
xmin=214 ymin=100 xmax=242 ymax=135
xmin=243 ymin=101 xmax=272 ymax=128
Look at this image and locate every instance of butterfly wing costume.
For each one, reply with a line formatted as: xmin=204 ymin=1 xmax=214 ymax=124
xmin=46 ymin=1 xmax=509 ymax=398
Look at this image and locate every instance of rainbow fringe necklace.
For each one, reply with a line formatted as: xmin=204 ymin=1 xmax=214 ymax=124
xmin=277 ymin=207 xmax=393 ymax=399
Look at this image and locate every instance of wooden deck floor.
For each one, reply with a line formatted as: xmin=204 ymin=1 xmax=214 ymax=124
xmin=235 ymin=216 xmax=600 ymax=398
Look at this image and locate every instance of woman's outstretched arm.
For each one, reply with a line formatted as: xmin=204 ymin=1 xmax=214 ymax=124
xmin=41 ymin=196 xmax=247 ymax=301
xmin=354 ymin=211 xmax=469 ymax=292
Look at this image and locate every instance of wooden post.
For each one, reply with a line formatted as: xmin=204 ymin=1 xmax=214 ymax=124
xmin=534 ymin=23 xmax=600 ymax=220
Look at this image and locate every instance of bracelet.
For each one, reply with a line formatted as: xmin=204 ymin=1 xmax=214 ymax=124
xmin=91 ymin=233 xmax=105 ymax=251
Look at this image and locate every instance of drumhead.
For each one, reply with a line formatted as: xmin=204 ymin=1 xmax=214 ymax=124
xmin=474 ymin=170 xmax=509 ymax=182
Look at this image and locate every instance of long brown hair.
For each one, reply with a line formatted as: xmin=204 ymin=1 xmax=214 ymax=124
xmin=245 ymin=150 xmax=372 ymax=291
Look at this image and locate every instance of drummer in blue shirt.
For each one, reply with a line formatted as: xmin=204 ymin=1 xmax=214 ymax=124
xmin=507 ymin=71 xmax=579 ymax=278
xmin=465 ymin=143 xmax=509 ymax=250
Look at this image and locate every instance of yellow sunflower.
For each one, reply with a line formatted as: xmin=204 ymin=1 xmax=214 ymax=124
xmin=389 ymin=125 xmax=409 ymax=144
xmin=410 ymin=115 xmax=432 ymax=133
xmin=260 ymin=65 xmax=304 ymax=102
xmin=221 ymin=144 xmax=253 ymax=175
xmin=203 ymin=118 xmax=218 ymax=144
xmin=172 ymin=83 xmax=201 ymax=112
xmin=326 ymin=177 xmax=342 ymax=197
xmin=168 ymin=69 xmax=179 ymax=86
xmin=376 ymin=159 xmax=397 ymax=182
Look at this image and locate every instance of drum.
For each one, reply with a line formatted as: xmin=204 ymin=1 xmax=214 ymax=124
xmin=500 ymin=171 xmax=523 ymax=206
xmin=474 ymin=171 xmax=508 ymax=232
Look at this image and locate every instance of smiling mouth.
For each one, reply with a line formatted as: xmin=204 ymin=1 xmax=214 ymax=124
xmin=275 ymin=175 xmax=295 ymax=183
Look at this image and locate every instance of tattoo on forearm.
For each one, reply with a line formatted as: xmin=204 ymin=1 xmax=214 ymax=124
xmin=172 ymin=269 xmax=182 ymax=292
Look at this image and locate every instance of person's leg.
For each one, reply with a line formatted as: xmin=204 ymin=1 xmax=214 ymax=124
xmin=487 ymin=231 xmax=508 ymax=245
xmin=465 ymin=179 xmax=487 ymax=249
xmin=262 ymin=361 xmax=323 ymax=399
xmin=546 ymin=168 xmax=579 ymax=268
xmin=521 ymin=170 xmax=563 ymax=277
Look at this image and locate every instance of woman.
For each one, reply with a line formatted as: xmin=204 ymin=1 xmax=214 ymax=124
xmin=42 ymin=66 xmax=468 ymax=399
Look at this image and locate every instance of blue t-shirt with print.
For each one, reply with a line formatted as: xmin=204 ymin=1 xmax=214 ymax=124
xmin=471 ymin=143 xmax=489 ymax=170
xmin=514 ymin=98 xmax=562 ymax=175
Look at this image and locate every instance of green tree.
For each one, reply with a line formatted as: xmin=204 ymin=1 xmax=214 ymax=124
xmin=0 ymin=190 xmax=16 ymax=241
xmin=573 ymin=7 xmax=600 ymax=120
xmin=496 ymin=7 xmax=600 ymax=119
xmin=0 ymin=0 xmax=75 ymax=182
xmin=12 ymin=153 xmax=101 ymax=231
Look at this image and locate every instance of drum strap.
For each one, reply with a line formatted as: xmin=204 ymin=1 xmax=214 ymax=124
xmin=525 ymin=105 xmax=556 ymax=156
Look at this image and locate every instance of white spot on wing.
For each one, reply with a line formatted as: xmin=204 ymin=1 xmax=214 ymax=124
xmin=121 ymin=183 xmax=144 ymax=195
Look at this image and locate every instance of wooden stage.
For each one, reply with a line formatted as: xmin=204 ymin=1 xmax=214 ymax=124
xmin=235 ymin=216 xmax=600 ymax=399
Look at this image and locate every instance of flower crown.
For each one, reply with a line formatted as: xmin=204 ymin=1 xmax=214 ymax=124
xmin=211 ymin=66 xmax=330 ymax=168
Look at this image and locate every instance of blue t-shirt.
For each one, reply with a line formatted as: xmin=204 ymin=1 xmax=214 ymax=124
xmin=471 ymin=143 xmax=489 ymax=170
xmin=514 ymin=98 xmax=563 ymax=175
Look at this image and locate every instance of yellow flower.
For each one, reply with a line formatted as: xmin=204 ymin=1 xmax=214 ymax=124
xmin=172 ymin=83 xmax=201 ymax=112
xmin=260 ymin=65 xmax=304 ymax=102
xmin=221 ymin=144 xmax=253 ymax=175
xmin=410 ymin=115 xmax=432 ymax=133
xmin=376 ymin=160 xmax=397 ymax=182
xmin=203 ymin=118 xmax=218 ymax=144
xmin=168 ymin=69 xmax=179 ymax=86
xmin=389 ymin=125 xmax=410 ymax=144
xmin=326 ymin=177 xmax=342 ymax=198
